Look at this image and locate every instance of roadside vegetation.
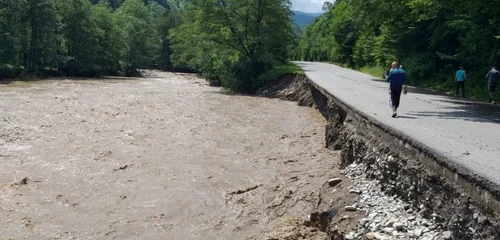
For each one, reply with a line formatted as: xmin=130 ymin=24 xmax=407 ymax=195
xmin=295 ymin=0 xmax=500 ymax=100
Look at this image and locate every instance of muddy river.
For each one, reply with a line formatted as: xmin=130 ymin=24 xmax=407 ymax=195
xmin=0 ymin=72 xmax=348 ymax=239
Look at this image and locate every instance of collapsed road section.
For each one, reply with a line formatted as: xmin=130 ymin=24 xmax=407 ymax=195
xmin=260 ymin=68 xmax=500 ymax=239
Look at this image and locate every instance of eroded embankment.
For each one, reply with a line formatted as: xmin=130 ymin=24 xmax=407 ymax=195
xmin=260 ymin=74 xmax=500 ymax=240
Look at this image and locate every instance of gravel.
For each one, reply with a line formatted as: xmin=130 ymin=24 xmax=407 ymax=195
xmin=341 ymin=161 xmax=449 ymax=240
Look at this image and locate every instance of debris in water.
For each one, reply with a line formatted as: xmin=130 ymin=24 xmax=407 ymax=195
xmin=12 ymin=177 xmax=29 ymax=186
xmin=114 ymin=165 xmax=129 ymax=171
xmin=328 ymin=178 xmax=342 ymax=187
xmin=227 ymin=184 xmax=262 ymax=195
xmin=304 ymin=209 xmax=336 ymax=231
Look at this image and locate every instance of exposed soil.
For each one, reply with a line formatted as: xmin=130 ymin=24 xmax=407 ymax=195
xmin=261 ymin=73 xmax=500 ymax=240
xmin=0 ymin=72 xmax=359 ymax=239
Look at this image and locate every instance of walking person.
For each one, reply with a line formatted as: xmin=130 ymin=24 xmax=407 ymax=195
xmin=486 ymin=66 xmax=500 ymax=103
xmin=455 ymin=66 xmax=466 ymax=98
xmin=386 ymin=62 xmax=408 ymax=118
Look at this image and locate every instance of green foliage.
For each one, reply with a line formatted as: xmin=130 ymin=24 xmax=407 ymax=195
xmin=0 ymin=0 xmax=178 ymax=78
xmin=116 ymin=0 xmax=162 ymax=74
xmin=60 ymin=0 xmax=100 ymax=76
xmin=296 ymin=0 xmax=500 ymax=100
xmin=1 ymin=0 xmax=295 ymax=90
xmin=257 ymin=62 xmax=303 ymax=85
xmin=358 ymin=65 xmax=385 ymax=79
xmin=170 ymin=0 xmax=295 ymax=93
xmin=92 ymin=2 xmax=123 ymax=74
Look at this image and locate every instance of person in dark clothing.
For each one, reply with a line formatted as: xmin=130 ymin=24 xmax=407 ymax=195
xmin=383 ymin=69 xmax=390 ymax=79
xmin=455 ymin=66 xmax=466 ymax=98
xmin=486 ymin=66 xmax=500 ymax=103
xmin=386 ymin=62 xmax=408 ymax=117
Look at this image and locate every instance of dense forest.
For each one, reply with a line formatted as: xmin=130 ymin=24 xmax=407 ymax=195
xmin=295 ymin=0 xmax=500 ymax=98
xmin=0 ymin=0 xmax=191 ymax=78
xmin=0 ymin=0 xmax=294 ymax=93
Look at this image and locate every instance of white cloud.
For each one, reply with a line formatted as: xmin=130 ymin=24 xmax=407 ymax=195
xmin=291 ymin=0 xmax=333 ymax=13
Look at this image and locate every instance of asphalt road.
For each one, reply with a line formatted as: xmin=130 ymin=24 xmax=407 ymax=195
xmin=295 ymin=61 xmax=500 ymax=186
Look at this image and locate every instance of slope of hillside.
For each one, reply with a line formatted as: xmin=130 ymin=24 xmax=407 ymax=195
xmin=293 ymin=11 xmax=322 ymax=28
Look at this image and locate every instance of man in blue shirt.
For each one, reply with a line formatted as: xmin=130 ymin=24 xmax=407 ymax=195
xmin=386 ymin=62 xmax=408 ymax=118
xmin=455 ymin=66 xmax=466 ymax=98
xmin=486 ymin=66 xmax=500 ymax=103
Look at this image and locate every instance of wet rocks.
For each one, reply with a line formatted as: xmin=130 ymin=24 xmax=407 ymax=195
xmin=304 ymin=210 xmax=332 ymax=232
xmin=328 ymin=178 xmax=343 ymax=187
xmin=344 ymin=205 xmax=357 ymax=211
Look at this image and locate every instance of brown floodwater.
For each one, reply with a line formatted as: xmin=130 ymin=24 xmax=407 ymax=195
xmin=0 ymin=72 xmax=345 ymax=240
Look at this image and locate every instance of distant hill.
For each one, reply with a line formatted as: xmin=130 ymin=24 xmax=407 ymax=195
xmin=292 ymin=11 xmax=322 ymax=28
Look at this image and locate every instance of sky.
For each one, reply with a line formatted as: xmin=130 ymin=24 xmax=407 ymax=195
xmin=291 ymin=0 xmax=333 ymax=13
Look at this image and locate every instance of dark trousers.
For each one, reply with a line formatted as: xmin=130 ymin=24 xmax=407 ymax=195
xmin=390 ymin=87 xmax=402 ymax=109
xmin=456 ymin=81 xmax=465 ymax=96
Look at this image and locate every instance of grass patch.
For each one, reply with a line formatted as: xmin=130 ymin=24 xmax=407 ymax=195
xmin=258 ymin=62 xmax=303 ymax=84
xmin=357 ymin=65 xmax=385 ymax=79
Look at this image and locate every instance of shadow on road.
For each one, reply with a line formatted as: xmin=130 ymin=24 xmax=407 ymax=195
xmin=407 ymin=98 xmax=500 ymax=123
xmin=295 ymin=62 xmax=500 ymax=124
xmin=363 ymin=73 xmax=500 ymax=124
xmin=396 ymin=116 xmax=418 ymax=119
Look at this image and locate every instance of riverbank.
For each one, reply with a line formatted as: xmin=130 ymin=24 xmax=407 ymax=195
xmin=262 ymin=66 xmax=500 ymax=239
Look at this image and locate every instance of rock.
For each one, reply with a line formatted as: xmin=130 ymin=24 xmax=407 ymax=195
xmin=382 ymin=227 xmax=394 ymax=234
xmin=443 ymin=231 xmax=452 ymax=239
xmin=344 ymin=233 xmax=355 ymax=240
xmin=345 ymin=205 xmax=357 ymax=211
xmin=414 ymin=228 xmax=423 ymax=237
xmin=366 ymin=232 xmax=390 ymax=240
xmin=366 ymin=232 xmax=376 ymax=239
xmin=359 ymin=218 xmax=370 ymax=227
xmin=328 ymin=178 xmax=342 ymax=187
xmin=350 ymin=189 xmax=362 ymax=194
xmin=384 ymin=219 xmax=395 ymax=227
xmin=370 ymin=223 xmax=381 ymax=232
xmin=394 ymin=223 xmax=405 ymax=231
xmin=408 ymin=216 xmax=416 ymax=221
xmin=392 ymin=232 xmax=404 ymax=237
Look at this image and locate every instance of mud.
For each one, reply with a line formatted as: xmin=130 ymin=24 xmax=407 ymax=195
xmin=0 ymin=72 xmax=360 ymax=239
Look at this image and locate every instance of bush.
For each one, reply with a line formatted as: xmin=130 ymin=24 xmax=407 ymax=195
xmin=401 ymin=53 xmax=437 ymax=85
xmin=0 ymin=64 xmax=22 ymax=79
xmin=257 ymin=62 xmax=303 ymax=85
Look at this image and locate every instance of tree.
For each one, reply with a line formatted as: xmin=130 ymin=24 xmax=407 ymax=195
xmin=60 ymin=0 xmax=100 ymax=76
xmin=92 ymin=1 xmax=123 ymax=74
xmin=24 ymin=0 xmax=63 ymax=72
xmin=170 ymin=0 xmax=294 ymax=92
xmin=116 ymin=0 xmax=162 ymax=75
